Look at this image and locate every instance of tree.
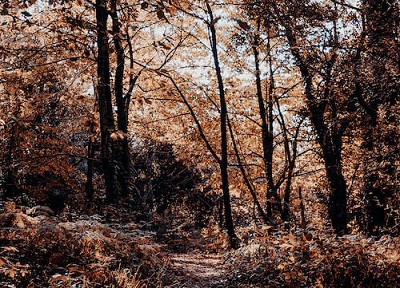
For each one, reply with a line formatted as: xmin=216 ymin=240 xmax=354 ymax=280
xmin=95 ymin=0 xmax=119 ymax=202
xmin=232 ymin=9 xmax=306 ymax=224
xmin=135 ymin=0 xmax=240 ymax=247
xmin=204 ymin=0 xmax=238 ymax=247
xmin=359 ymin=0 xmax=399 ymax=235
xmin=0 ymin=4 xmax=93 ymax=204
xmin=244 ymin=0 xmax=360 ymax=233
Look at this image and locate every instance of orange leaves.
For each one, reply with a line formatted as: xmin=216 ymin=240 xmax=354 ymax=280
xmin=0 ymin=245 xmax=30 ymax=282
xmin=110 ymin=130 xmax=127 ymax=141
xmin=166 ymin=5 xmax=176 ymax=17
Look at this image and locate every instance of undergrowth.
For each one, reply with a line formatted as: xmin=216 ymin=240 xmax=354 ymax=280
xmin=0 ymin=201 xmax=168 ymax=287
xmin=225 ymin=225 xmax=400 ymax=287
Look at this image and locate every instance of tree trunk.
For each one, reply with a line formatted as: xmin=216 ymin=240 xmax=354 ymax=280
xmin=281 ymin=160 xmax=295 ymax=223
xmin=298 ymin=187 xmax=307 ymax=229
xmin=281 ymin=22 xmax=348 ymax=234
xmin=95 ymin=0 xmax=118 ymax=203
xmin=323 ymin=143 xmax=347 ymax=234
xmin=253 ymin=42 xmax=273 ymax=217
xmin=227 ymin=116 xmax=270 ymax=224
xmin=277 ymin=102 xmax=302 ymax=224
xmin=206 ymin=1 xmax=238 ymax=248
xmin=110 ymin=0 xmax=130 ymax=197
xmin=253 ymin=22 xmax=280 ymax=218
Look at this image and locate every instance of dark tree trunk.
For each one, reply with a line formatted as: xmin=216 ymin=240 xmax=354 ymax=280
xmin=323 ymin=142 xmax=347 ymax=234
xmin=278 ymin=105 xmax=302 ymax=224
xmin=95 ymin=0 xmax=118 ymax=203
xmin=110 ymin=0 xmax=130 ymax=197
xmin=298 ymin=187 xmax=307 ymax=228
xmin=253 ymin=41 xmax=273 ymax=217
xmin=206 ymin=1 xmax=238 ymax=248
xmin=281 ymin=152 xmax=296 ymax=223
xmin=227 ymin=116 xmax=270 ymax=225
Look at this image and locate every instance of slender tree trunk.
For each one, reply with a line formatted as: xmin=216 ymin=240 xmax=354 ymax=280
xmin=277 ymin=100 xmax=303 ymax=223
xmin=281 ymin=159 xmax=295 ymax=223
xmin=298 ymin=187 xmax=307 ymax=228
xmin=266 ymin=32 xmax=280 ymax=214
xmin=253 ymin=39 xmax=273 ymax=217
xmin=227 ymin=116 xmax=270 ymax=224
xmin=253 ymin=22 xmax=280 ymax=218
xmin=206 ymin=1 xmax=237 ymax=248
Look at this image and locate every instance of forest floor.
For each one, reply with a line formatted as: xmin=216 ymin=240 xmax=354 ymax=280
xmin=158 ymin=221 xmax=400 ymax=288
xmin=167 ymin=252 xmax=228 ymax=288
xmin=1 ymin=201 xmax=399 ymax=287
xmin=159 ymin=227 xmax=231 ymax=287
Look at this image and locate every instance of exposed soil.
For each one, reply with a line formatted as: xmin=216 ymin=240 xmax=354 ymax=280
xmin=160 ymin=227 xmax=231 ymax=288
xmin=166 ymin=252 xmax=228 ymax=288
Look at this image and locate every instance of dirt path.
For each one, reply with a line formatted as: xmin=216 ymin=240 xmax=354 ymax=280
xmin=166 ymin=252 xmax=229 ymax=288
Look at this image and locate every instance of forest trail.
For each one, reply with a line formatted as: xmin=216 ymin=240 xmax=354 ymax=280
xmin=161 ymin=228 xmax=231 ymax=287
xmin=167 ymin=252 xmax=228 ymax=287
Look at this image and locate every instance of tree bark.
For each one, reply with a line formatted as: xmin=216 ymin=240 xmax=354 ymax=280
xmin=95 ymin=0 xmax=118 ymax=202
xmin=206 ymin=1 xmax=238 ymax=248
xmin=323 ymin=141 xmax=347 ymax=234
xmin=253 ymin=33 xmax=274 ymax=217
xmin=110 ymin=0 xmax=130 ymax=197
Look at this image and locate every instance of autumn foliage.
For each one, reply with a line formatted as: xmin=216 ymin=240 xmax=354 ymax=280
xmin=0 ymin=0 xmax=399 ymax=287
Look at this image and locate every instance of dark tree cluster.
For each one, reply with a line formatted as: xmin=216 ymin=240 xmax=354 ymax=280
xmin=131 ymin=142 xmax=214 ymax=227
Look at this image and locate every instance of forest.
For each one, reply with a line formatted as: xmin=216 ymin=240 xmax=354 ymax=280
xmin=0 ymin=0 xmax=399 ymax=287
